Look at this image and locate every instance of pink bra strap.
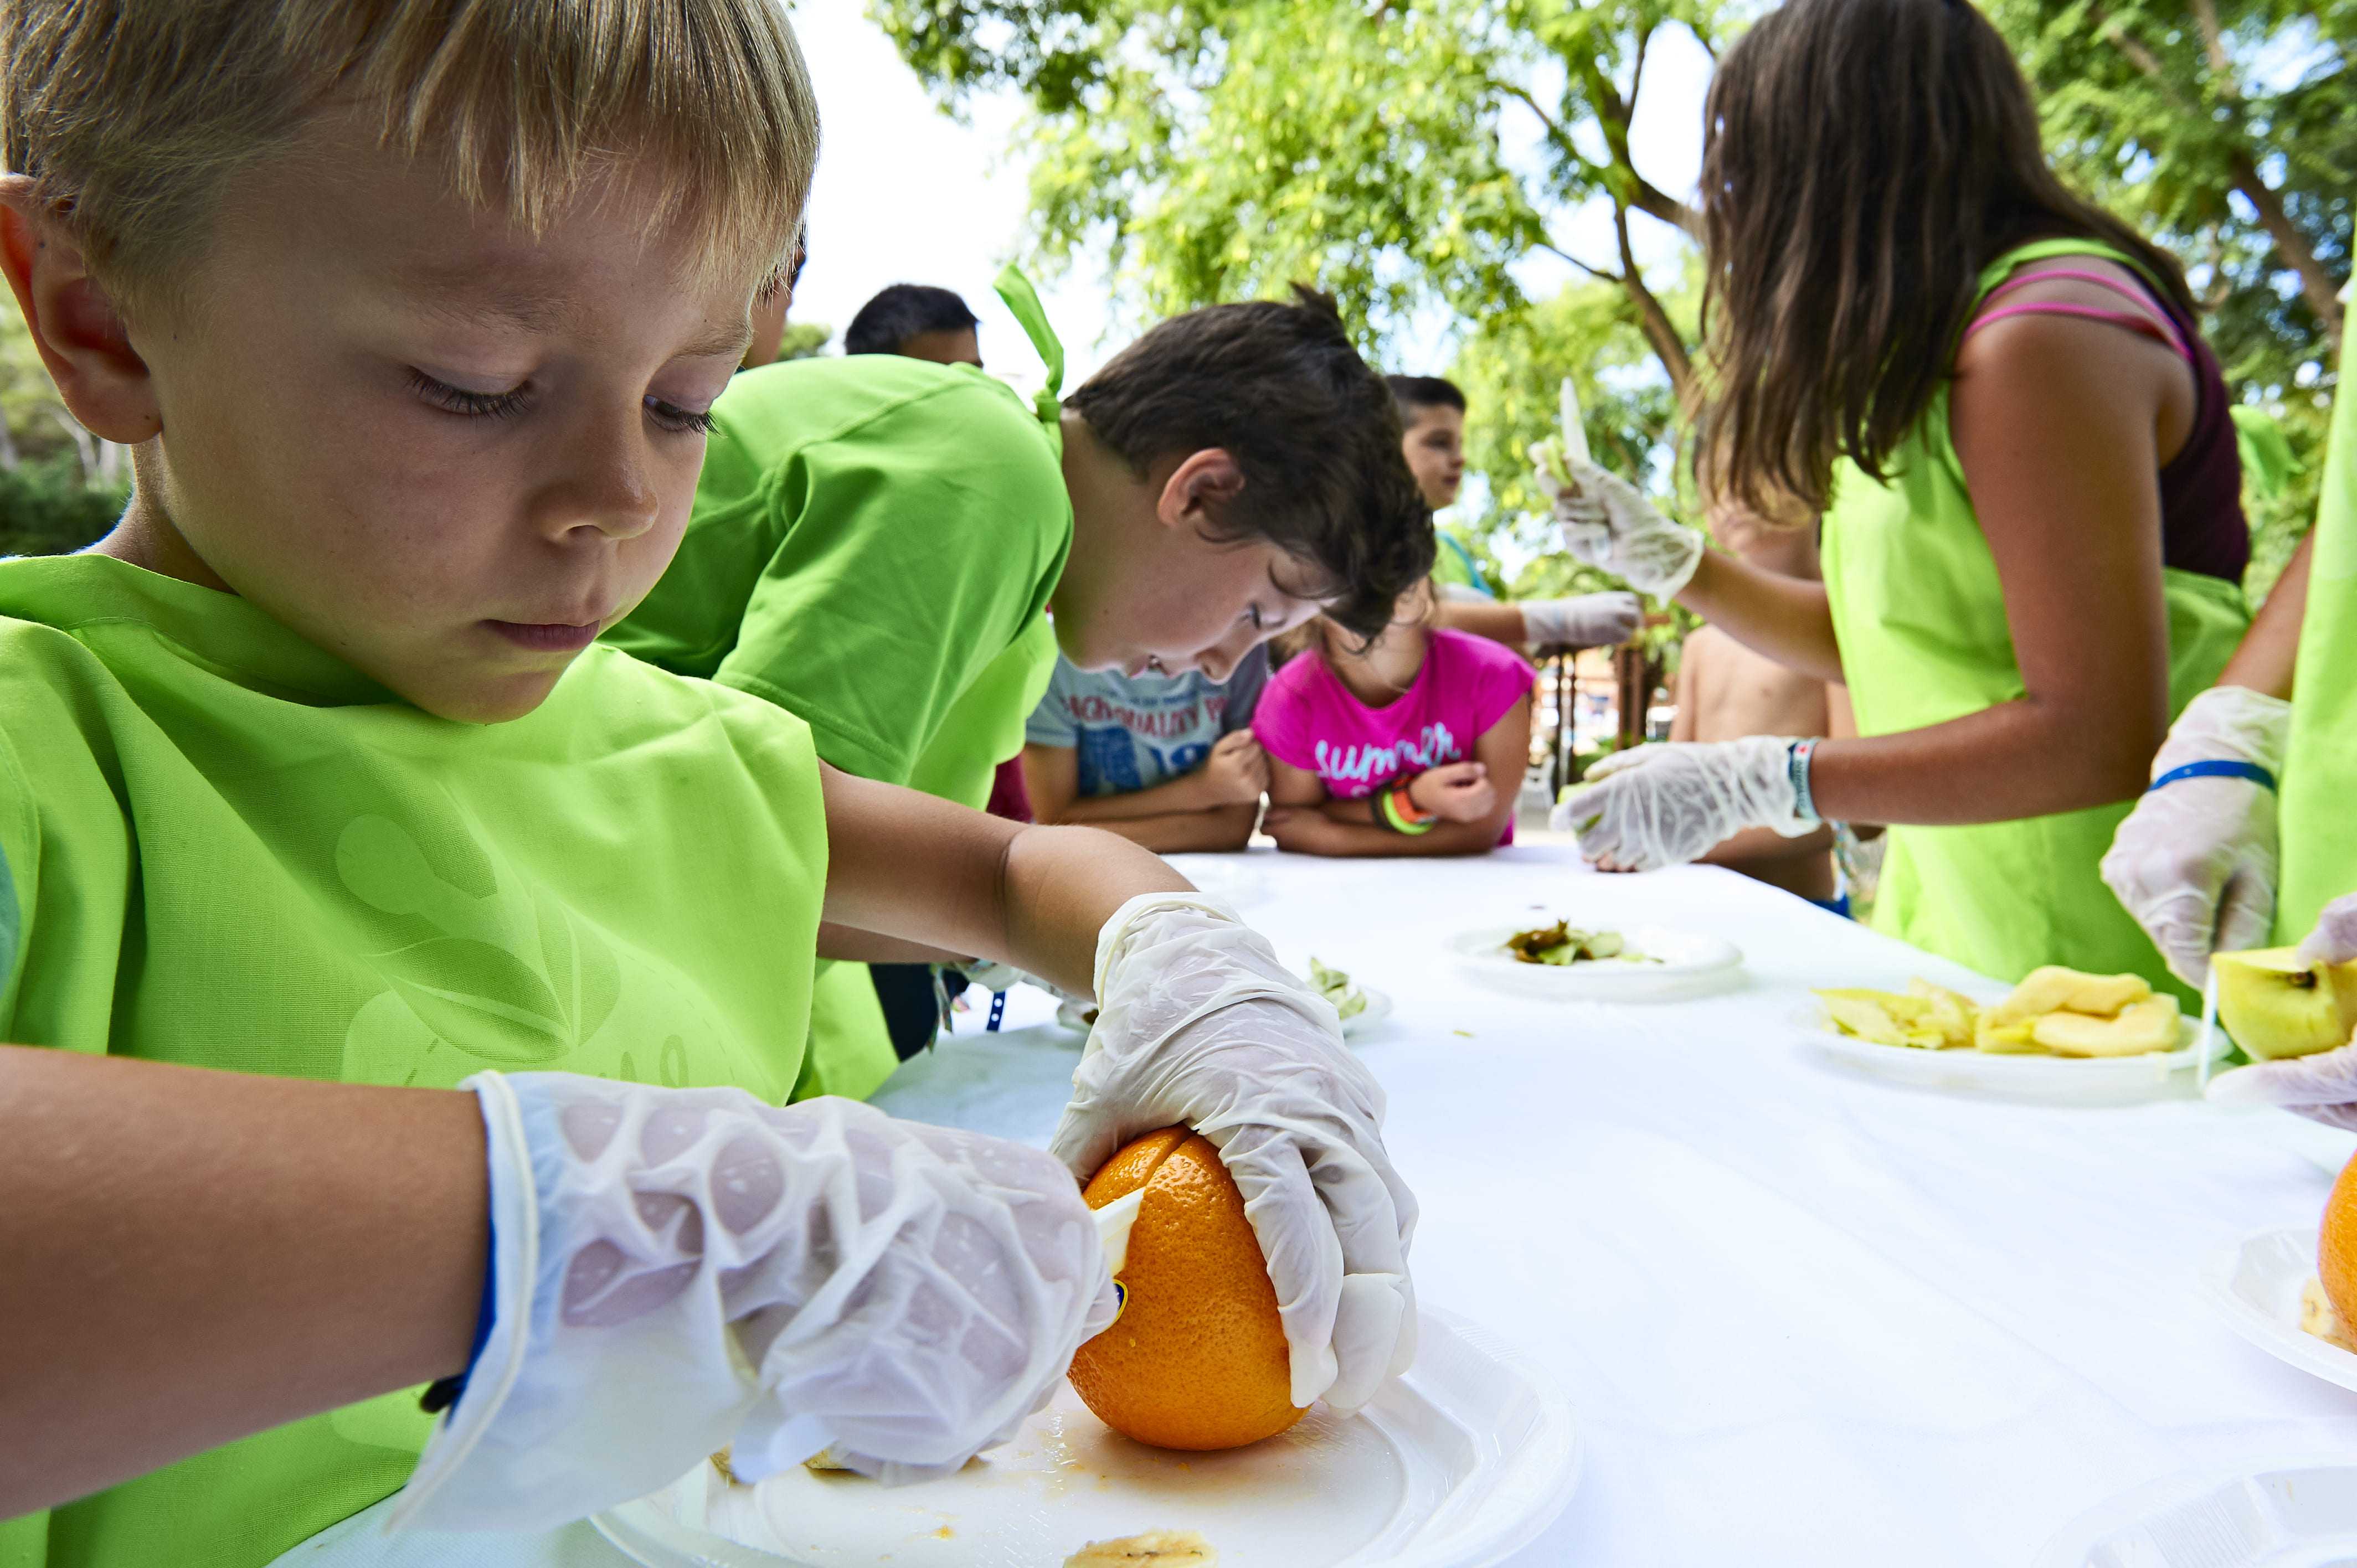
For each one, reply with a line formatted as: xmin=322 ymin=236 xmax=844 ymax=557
xmin=1965 ymin=266 xmax=2191 ymax=360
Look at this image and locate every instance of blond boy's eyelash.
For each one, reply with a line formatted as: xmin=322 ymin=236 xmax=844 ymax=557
xmin=406 ymin=370 xmax=714 ymax=437
xmin=645 ymin=398 xmax=718 ymax=437
xmin=408 ymin=368 xmax=531 ymax=421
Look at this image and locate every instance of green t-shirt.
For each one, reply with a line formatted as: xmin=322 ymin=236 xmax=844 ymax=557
xmin=608 ymin=354 xmax=1072 ymax=1102
xmin=0 ymin=554 xmax=828 ymax=1568
xmin=605 ymin=354 xmax=1071 ymax=790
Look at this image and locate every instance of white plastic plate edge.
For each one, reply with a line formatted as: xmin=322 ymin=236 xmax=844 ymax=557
xmin=1795 ymin=1007 xmax=2227 ymax=1086
xmin=2031 ymin=1458 xmax=2357 ymax=1568
xmin=591 ymin=1306 xmax=1581 ymax=1568
xmin=1383 ymin=1305 xmax=1583 ymax=1568
xmin=1341 ymin=986 xmax=1394 ymax=1039
xmin=2201 ymin=1226 xmax=2357 ymax=1396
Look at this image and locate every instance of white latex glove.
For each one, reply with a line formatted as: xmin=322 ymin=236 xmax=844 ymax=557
xmin=2099 ymin=685 xmax=2292 ymax=987
xmin=393 ymin=1074 xmax=1116 ymax=1533
xmin=1533 ymin=451 xmax=1705 ymax=598
xmin=1519 ymin=590 xmax=1644 ymax=649
xmin=2204 ymin=894 xmax=2357 ymax=1130
xmin=1551 ymin=736 xmax=1812 ymax=871
xmin=1051 ymin=894 xmax=1416 ymax=1415
xmin=2299 ymin=891 xmax=2357 ymax=966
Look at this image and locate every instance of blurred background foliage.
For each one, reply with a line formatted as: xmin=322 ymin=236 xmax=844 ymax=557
xmin=874 ymin=0 xmax=2349 ymax=608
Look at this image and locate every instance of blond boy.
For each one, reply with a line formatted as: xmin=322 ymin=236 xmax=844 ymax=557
xmin=0 ymin=4 xmax=1414 ymax=1562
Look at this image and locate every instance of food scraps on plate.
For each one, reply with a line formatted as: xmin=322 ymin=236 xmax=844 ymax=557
xmin=1814 ymin=966 xmax=2181 ymax=1058
xmin=1504 ymin=920 xmax=1655 ymax=967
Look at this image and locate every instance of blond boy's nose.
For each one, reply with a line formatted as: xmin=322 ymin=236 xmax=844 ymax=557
xmin=536 ymin=430 xmax=661 ymax=543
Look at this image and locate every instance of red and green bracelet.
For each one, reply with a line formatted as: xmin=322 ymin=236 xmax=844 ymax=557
xmin=1377 ymin=777 xmax=1438 ymax=835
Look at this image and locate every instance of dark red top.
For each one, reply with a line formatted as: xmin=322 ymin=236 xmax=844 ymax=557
xmin=1966 ymin=261 xmax=2250 ymax=584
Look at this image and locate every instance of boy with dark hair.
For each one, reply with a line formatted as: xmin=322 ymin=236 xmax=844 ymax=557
xmin=1386 ymin=373 xmax=1638 ymax=657
xmin=610 ymin=281 xmax=1435 ymax=1099
xmin=0 ymin=3 xmax=1416 ymax=1559
xmin=843 ymin=280 xmax=983 ymax=365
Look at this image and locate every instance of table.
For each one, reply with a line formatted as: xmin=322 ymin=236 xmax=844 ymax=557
xmin=875 ymin=843 xmax=2357 ymax=1567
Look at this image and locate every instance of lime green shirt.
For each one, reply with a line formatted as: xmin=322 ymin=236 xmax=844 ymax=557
xmin=0 ymin=554 xmax=828 ymax=1568
xmin=605 ymin=355 xmax=1070 ymax=791
xmin=606 ymin=354 xmax=1072 ymax=1101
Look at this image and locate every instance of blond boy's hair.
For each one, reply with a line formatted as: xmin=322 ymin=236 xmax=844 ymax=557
xmin=2 ymin=0 xmax=819 ymax=313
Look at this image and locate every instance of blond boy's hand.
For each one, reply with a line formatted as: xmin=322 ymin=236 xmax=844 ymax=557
xmin=393 ymin=1076 xmax=1116 ymax=1533
xmin=1408 ymin=761 xmax=1493 ymax=823
xmin=1198 ymin=730 xmax=1271 ymax=806
xmin=1052 ymin=896 xmax=1417 ymax=1417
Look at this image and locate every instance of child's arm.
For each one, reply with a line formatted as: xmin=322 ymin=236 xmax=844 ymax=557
xmin=1 ymin=1046 xmax=1113 ymax=1527
xmin=1020 ymin=737 xmax=1261 ymax=853
xmin=0 ymin=1047 xmax=489 ymax=1517
xmin=1263 ymin=696 xmax=1534 ymax=858
xmin=819 ymin=765 xmax=1193 ymax=995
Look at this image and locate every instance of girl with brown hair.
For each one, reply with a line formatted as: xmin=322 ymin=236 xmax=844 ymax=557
xmin=1548 ymin=0 xmax=2253 ymax=995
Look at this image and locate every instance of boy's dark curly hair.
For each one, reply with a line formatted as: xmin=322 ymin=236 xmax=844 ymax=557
xmin=1066 ymin=286 xmax=1435 ymax=641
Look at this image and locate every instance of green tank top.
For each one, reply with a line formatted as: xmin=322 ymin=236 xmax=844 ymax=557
xmin=2273 ymin=287 xmax=2356 ymax=943
xmin=1820 ymin=239 xmax=2251 ymax=997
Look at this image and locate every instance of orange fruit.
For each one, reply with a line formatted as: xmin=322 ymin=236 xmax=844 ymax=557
xmin=2322 ymin=1153 xmax=2357 ymax=1328
xmin=1067 ymin=1126 xmax=1305 ymax=1450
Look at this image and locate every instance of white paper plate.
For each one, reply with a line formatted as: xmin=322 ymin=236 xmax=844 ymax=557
xmin=2202 ymin=1226 xmax=2357 ymax=1397
xmin=1338 ymin=985 xmax=1394 ymax=1038
xmin=591 ymin=1307 xmax=1579 ymax=1568
xmin=1446 ymin=924 xmax=1742 ymax=1003
xmin=1795 ymin=1008 xmax=2227 ymax=1096
xmin=2035 ymin=1461 xmax=2357 ymax=1567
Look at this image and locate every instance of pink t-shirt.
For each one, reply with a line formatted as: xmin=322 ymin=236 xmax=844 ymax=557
xmin=1253 ymin=627 xmax=1535 ymax=844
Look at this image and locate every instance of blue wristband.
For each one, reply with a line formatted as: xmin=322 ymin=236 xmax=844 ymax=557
xmin=420 ymin=1217 xmax=497 ymax=1415
xmin=2148 ymin=759 xmax=2278 ymax=794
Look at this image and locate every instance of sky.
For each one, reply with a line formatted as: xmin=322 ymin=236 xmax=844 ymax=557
xmin=783 ymin=2 xmax=1718 ymax=398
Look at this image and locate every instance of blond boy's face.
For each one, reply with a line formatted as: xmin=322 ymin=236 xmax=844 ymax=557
xmin=115 ymin=117 xmax=759 ymax=721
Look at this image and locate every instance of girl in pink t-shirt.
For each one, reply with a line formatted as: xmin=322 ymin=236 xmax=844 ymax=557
xmin=1254 ymin=584 xmax=1535 ymax=855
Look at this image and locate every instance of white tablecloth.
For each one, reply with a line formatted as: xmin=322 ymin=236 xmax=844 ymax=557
xmin=876 ymin=843 xmax=2357 ymax=1567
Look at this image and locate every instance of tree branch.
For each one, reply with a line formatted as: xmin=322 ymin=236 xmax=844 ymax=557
xmin=1496 ymin=80 xmax=1594 ymax=180
xmin=1538 ymin=239 xmax=1622 ymax=283
xmin=2186 ymin=0 xmax=2232 ymax=82
xmin=1613 ymin=204 xmax=1694 ymax=399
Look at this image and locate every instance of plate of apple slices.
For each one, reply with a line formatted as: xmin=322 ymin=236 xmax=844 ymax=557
xmin=1795 ymin=966 xmax=2229 ymax=1096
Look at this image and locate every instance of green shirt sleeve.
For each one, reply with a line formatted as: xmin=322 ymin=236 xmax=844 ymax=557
xmin=614 ymin=361 xmax=1072 ymax=787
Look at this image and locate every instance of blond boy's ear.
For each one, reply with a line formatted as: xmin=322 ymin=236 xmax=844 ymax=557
xmin=0 ymin=174 xmax=158 ymax=446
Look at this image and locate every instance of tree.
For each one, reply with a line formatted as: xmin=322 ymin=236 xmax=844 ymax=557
xmin=873 ymin=0 xmax=1723 ymax=404
xmin=877 ymin=0 xmax=2349 ymax=597
xmin=778 ymin=321 xmax=832 ymax=360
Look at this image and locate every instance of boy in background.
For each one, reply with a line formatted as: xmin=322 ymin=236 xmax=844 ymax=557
xmin=1387 ymin=374 xmax=1639 ymax=657
xmin=1022 ymin=643 xmax=1272 ymax=854
xmin=1666 ymin=513 xmax=1850 ymax=910
xmin=609 ymin=284 xmax=1434 ymax=1101
xmin=843 ymin=281 xmax=983 ymax=367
